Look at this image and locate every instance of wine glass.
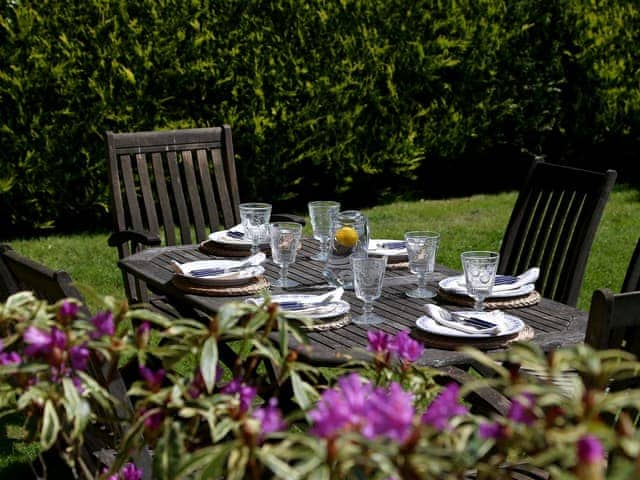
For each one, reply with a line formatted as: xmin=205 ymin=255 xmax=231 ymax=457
xmin=461 ymin=251 xmax=500 ymax=311
xmin=404 ymin=231 xmax=440 ymax=299
xmin=239 ymin=202 xmax=272 ymax=255
xmin=308 ymin=200 xmax=341 ymax=261
xmin=352 ymin=256 xmax=387 ymax=325
xmin=269 ymin=222 xmax=302 ymax=288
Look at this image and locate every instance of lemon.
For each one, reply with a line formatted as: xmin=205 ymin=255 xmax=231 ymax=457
xmin=335 ymin=226 xmax=358 ymax=248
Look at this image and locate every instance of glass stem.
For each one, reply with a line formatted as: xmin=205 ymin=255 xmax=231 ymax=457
xmin=363 ymin=301 xmax=373 ymax=317
xmin=474 ymin=297 xmax=484 ymax=312
xmin=320 ymin=238 xmax=330 ymax=258
xmin=417 ymin=273 xmax=426 ymax=292
xmin=280 ymin=264 xmax=289 ymax=286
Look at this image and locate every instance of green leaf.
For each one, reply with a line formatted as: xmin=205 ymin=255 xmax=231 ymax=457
xmin=41 ymin=399 xmax=61 ymax=450
xmin=201 ymin=336 xmax=219 ymax=393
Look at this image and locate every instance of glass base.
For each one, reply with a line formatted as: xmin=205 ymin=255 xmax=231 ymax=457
xmin=311 ymin=252 xmax=329 ymax=261
xmin=272 ymin=278 xmax=300 ymax=288
xmin=352 ymin=313 xmax=385 ymax=325
xmin=405 ymin=287 xmax=437 ymax=299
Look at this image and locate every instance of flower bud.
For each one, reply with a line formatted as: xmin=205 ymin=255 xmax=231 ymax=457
xmin=135 ymin=322 xmax=150 ymax=349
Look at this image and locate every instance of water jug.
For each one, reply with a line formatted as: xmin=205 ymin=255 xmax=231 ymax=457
xmin=322 ymin=210 xmax=369 ymax=289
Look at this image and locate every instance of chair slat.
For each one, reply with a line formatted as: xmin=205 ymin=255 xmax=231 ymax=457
xmin=222 ymin=124 xmax=241 ymax=224
xmin=121 ymin=155 xmax=144 ymax=232
xmin=212 ymin=148 xmax=236 ymax=228
xmin=167 ymin=151 xmax=193 ymax=244
xmin=136 ymin=153 xmax=159 ymax=235
xmin=622 ymin=238 xmax=640 ymax=293
xmin=181 ymin=150 xmax=207 ymax=242
xmin=196 ymin=149 xmax=222 ymax=232
xmin=151 ymin=153 xmax=176 ymax=245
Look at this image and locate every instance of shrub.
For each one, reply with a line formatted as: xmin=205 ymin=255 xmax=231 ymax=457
xmin=1 ymin=0 xmax=639 ymax=235
xmin=3 ymin=291 xmax=640 ymax=479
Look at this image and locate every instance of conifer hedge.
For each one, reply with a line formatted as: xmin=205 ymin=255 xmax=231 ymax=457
xmin=1 ymin=0 xmax=638 ymax=234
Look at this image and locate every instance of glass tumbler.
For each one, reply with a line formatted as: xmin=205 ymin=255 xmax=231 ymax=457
xmin=239 ymin=202 xmax=272 ymax=255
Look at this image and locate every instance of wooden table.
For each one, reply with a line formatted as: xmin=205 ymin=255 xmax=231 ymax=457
xmin=118 ymin=238 xmax=588 ymax=368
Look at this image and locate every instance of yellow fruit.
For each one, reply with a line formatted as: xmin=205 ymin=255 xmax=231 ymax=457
xmin=335 ymin=226 xmax=358 ymax=248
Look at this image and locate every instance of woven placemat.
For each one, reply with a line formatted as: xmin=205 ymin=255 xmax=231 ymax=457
xmin=199 ymin=240 xmax=272 ymax=257
xmin=172 ymin=275 xmax=270 ymax=296
xmin=436 ymin=288 xmax=541 ymax=309
xmin=288 ymin=314 xmax=352 ymax=332
xmin=412 ymin=323 xmax=535 ymax=351
xmin=386 ymin=261 xmax=409 ymax=270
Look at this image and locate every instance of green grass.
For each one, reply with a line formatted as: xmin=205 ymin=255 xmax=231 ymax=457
xmin=1 ymin=186 xmax=638 ymax=474
xmin=7 ymin=186 xmax=638 ymax=312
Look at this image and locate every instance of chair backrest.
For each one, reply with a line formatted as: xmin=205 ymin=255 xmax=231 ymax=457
xmin=584 ymin=288 xmax=640 ymax=354
xmin=499 ymin=159 xmax=617 ymax=307
xmin=622 ymin=238 xmax=640 ymax=293
xmin=0 ymin=245 xmax=152 ymax=478
xmin=107 ymin=125 xmax=241 ymax=303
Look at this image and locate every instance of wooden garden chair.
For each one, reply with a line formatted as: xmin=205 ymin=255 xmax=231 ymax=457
xmin=106 ymin=125 xmax=302 ymax=309
xmin=499 ymin=159 xmax=617 ymax=307
xmin=0 ymin=244 xmax=152 ymax=479
xmin=621 ymin=237 xmax=640 ymax=293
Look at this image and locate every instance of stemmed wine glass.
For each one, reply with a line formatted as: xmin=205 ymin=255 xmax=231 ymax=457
xmin=269 ymin=222 xmax=302 ymax=288
xmin=239 ymin=202 xmax=272 ymax=255
xmin=461 ymin=251 xmax=500 ymax=311
xmin=404 ymin=231 xmax=440 ymax=298
xmin=308 ymin=200 xmax=341 ymax=261
xmin=352 ymin=256 xmax=387 ymax=325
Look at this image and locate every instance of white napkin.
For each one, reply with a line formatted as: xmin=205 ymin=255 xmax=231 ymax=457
xmin=423 ymin=304 xmax=504 ymax=335
xmin=246 ymin=288 xmax=344 ymax=316
xmin=451 ymin=267 xmax=540 ymax=293
xmin=368 ymin=239 xmax=407 ymax=256
xmin=174 ymin=252 xmax=265 ymax=278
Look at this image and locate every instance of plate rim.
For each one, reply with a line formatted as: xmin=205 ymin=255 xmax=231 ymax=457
xmin=175 ymin=264 xmax=264 ymax=286
xmin=438 ymin=275 xmax=535 ymax=299
xmin=415 ymin=313 xmax=525 ymax=339
xmin=247 ymin=294 xmax=351 ymax=319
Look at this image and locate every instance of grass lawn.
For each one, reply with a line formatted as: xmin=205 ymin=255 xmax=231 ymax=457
xmin=1 ymin=186 xmax=638 ymax=475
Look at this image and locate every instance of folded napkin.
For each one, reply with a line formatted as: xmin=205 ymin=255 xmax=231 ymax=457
xmin=246 ymin=288 xmax=344 ymax=316
xmin=173 ymin=253 xmax=265 ymax=279
xmin=451 ymin=267 xmax=540 ymax=293
xmin=423 ymin=304 xmax=505 ymax=335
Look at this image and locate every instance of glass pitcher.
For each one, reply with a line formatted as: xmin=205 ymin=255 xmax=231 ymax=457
xmin=322 ymin=210 xmax=369 ymax=289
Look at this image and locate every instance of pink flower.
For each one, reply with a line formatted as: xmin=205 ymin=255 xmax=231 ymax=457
xmin=139 ymin=365 xmax=165 ymax=392
xmin=252 ymin=398 xmax=286 ymax=440
xmin=222 ymin=378 xmax=257 ymax=413
xmin=367 ymin=330 xmax=392 ymax=353
xmin=508 ymin=392 xmax=537 ymax=425
xmin=478 ymin=421 xmax=506 ymax=439
xmin=69 ymin=344 xmax=90 ymax=370
xmin=59 ymin=300 xmax=79 ymax=320
xmin=23 ymin=326 xmax=66 ymax=357
xmin=421 ymin=383 xmax=469 ymax=431
xmin=142 ymin=409 xmax=164 ymax=431
xmin=389 ymin=330 xmax=424 ymax=363
xmin=0 ymin=351 xmax=21 ymax=365
xmin=107 ymin=462 xmax=143 ymax=480
xmin=577 ymin=434 xmax=605 ymax=464
xmin=90 ymin=311 xmax=115 ymax=339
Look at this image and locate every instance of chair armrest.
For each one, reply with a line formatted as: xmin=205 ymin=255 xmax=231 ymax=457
xmin=107 ymin=230 xmax=162 ymax=248
xmin=271 ymin=213 xmax=306 ymax=226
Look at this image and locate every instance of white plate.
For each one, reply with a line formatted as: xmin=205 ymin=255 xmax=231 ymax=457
xmin=175 ymin=259 xmax=264 ymax=286
xmin=246 ymin=294 xmax=350 ymax=319
xmin=416 ymin=313 xmax=525 ymax=339
xmin=438 ymin=276 xmax=535 ymax=298
xmin=368 ymin=239 xmax=408 ymax=260
xmin=208 ymin=229 xmax=253 ymax=246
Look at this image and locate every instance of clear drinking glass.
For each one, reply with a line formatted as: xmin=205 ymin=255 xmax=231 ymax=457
xmin=239 ymin=202 xmax=272 ymax=255
xmin=269 ymin=222 xmax=302 ymax=288
xmin=308 ymin=200 xmax=341 ymax=261
xmin=461 ymin=251 xmax=500 ymax=311
xmin=404 ymin=231 xmax=440 ymax=299
xmin=352 ymin=256 xmax=387 ymax=325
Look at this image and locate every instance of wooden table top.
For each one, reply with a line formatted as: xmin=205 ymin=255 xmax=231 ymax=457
xmin=118 ymin=238 xmax=588 ymax=368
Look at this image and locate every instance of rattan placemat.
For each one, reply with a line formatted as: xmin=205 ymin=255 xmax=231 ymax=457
xmin=198 ymin=240 xmax=271 ymax=257
xmin=288 ymin=314 xmax=352 ymax=332
xmin=436 ymin=288 xmax=541 ymax=309
xmin=386 ymin=261 xmax=409 ymax=270
xmin=172 ymin=275 xmax=270 ymax=296
xmin=412 ymin=323 xmax=534 ymax=351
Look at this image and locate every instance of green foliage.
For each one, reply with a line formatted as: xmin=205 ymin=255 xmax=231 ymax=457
xmin=1 ymin=0 xmax=639 ymax=234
